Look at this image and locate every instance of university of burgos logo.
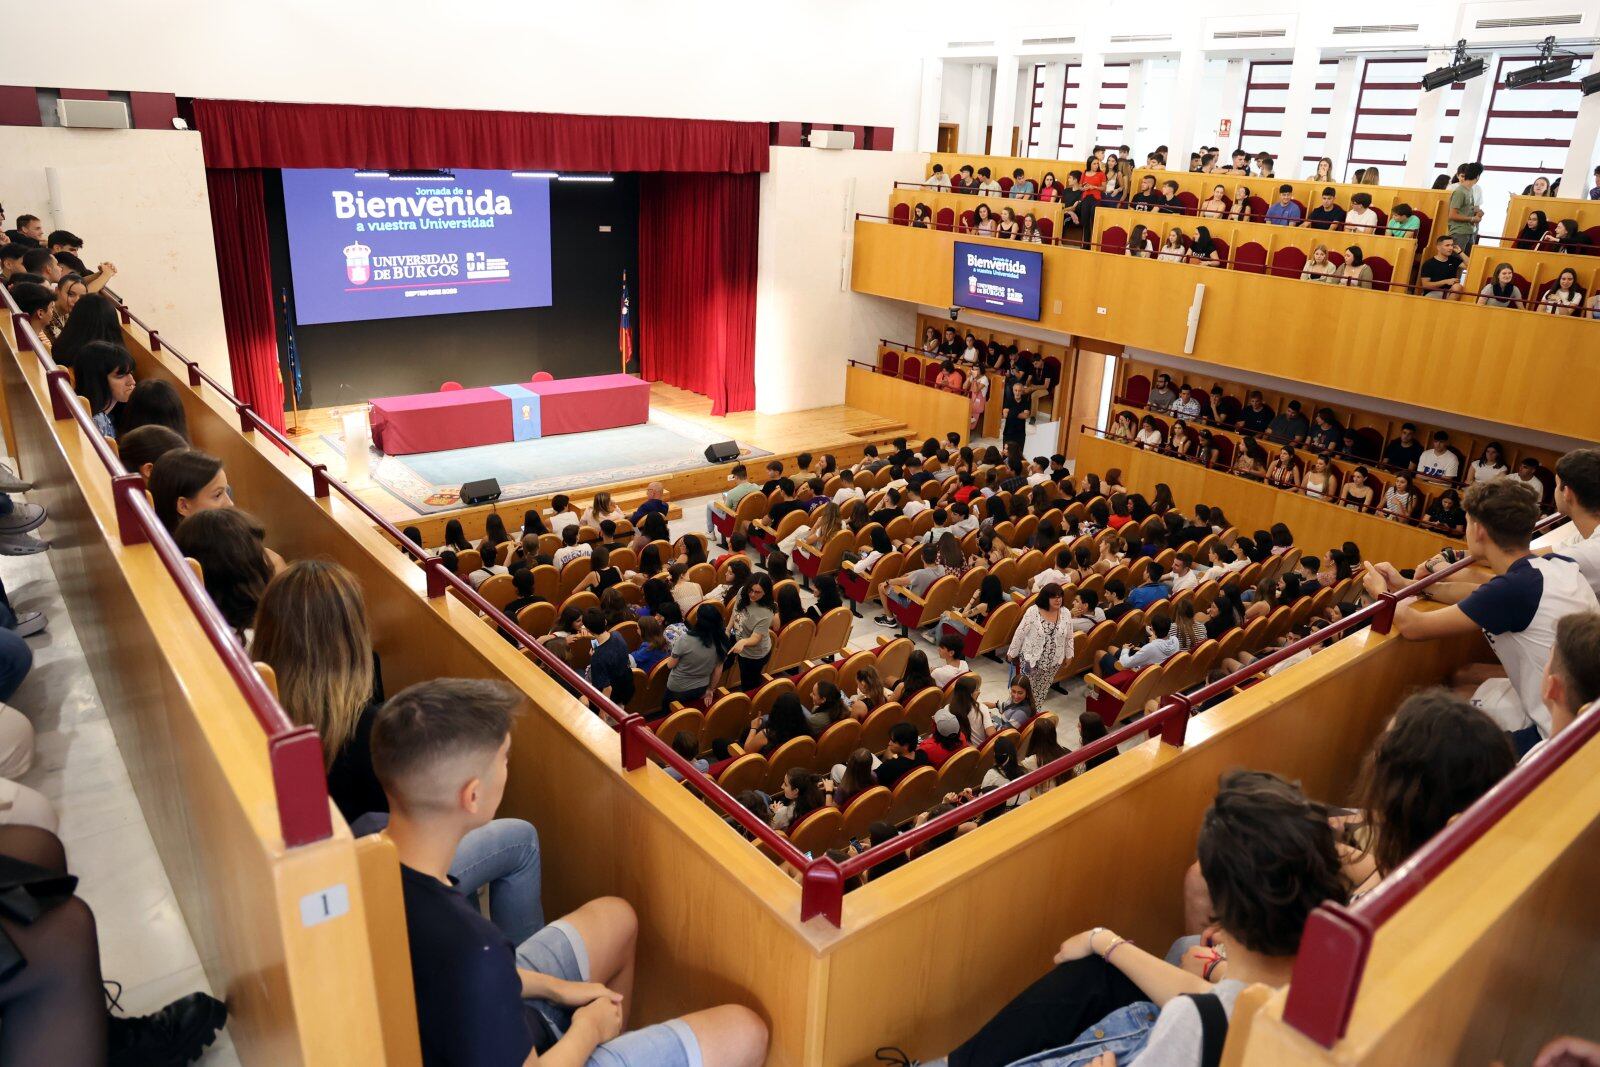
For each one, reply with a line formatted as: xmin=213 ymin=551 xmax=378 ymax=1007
xmin=343 ymin=241 xmax=372 ymax=285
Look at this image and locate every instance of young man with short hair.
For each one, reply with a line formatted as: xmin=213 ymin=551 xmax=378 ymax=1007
xmin=1158 ymin=180 xmax=1183 ymax=214
xmin=977 ymin=167 xmax=1002 ymax=197
xmin=0 ymin=244 xmax=25 ymax=280
xmin=930 ymin=632 xmax=970 ymax=687
xmin=955 ymin=165 xmax=976 ymax=192
xmin=1345 ymin=192 xmax=1379 ymax=233
xmin=1302 ymin=187 xmax=1345 ymax=230
xmin=1130 ymin=175 xmax=1162 ymax=212
xmin=582 ymin=608 xmax=635 ymax=706
xmin=927 ymin=163 xmax=951 ymax=190
xmin=875 ymin=721 xmax=930 ymax=788
xmin=1537 ymin=612 xmax=1600 ymax=752
xmin=1383 ymin=423 xmax=1423 ymax=470
xmin=1309 ymin=408 xmax=1342 ymax=453
xmin=1026 ymin=457 xmax=1050 ymax=487
xmin=1418 ymin=235 xmax=1466 ymax=298
xmin=1008 ymin=168 xmax=1036 ymax=199
xmin=1126 ymin=561 xmax=1171 ymax=609
xmin=20 ymin=248 xmax=59 ymax=283
xmin=1234 ymin=390 xmax=1274 ymax=435
xmin=707 ymin=464 xmax=759 ymax=533
xmin=1417 ymin=432 xmax=1461 ymax=480
xmin=1230 ymin=148 xmax=1250 ymax=173
xmin=1263 ymin=184 xmax=1301 ymax=226
xmin=6 ymin=214 xmax=42 ymax=247
xmin=1447 ymin=162 xmax=1485 ymax=251
xmin=1100 ymin=579 xmax=1133 ymax=622
xmin=876 ymin=543 xmax=942 ymax=625
xmin=1508 ymin=457 xmax=1543 ymax=497
xmin=1365 ymin=478 xmax=1600 ymax=752
xmin=375 ymin=678 xmax=768 ymax=1067
xmin=1170 ymin=384 xmax=1201 ymax=420
xmin=1554 ymin=448 xmax=1600 ymax=596
xmin=552 ymin=525 xmax=591 ymax=570
xmin=1168 ymin=552 xmax=1199 ymax=594
xmin=1267 ymin=400 xmax=1311 ymax=445
xmin=1146 ymin=372 xmax=1178 ymax=412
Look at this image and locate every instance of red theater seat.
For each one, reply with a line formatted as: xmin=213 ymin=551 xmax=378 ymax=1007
xmin=902 ymin=355 xmax=922 ymax=383
xmin=937 ymin=207 xmax=955 ymax=231
xmin=1102 ymin=226 xmax=1128 ymax=255
xmin=1366 ymin=257 xmax=1394 ymax=291
xmin=1245 ymin=196 xmax=1268 ymax=221
xmin=1234 ymin=242 xmax=1268 ymax=274
xmin=1123 ymin=374 xmax=1151 ymax=406
xmin=923 ymin=363 xmax=940 ymax=387
xmin=880 ymin=350 xmax=900 ymax=377
xmin=1177 ymin=192 xmax=1198 ymax=212
xmin=998 ymin=176 xmax=1014 ymax=194
xmin=1269 ymin=246 xmax=1306 ymax=278
xmin=1212 ymin=238 xmax=1231 ymax=264
xmin=1037 ymin=217 xmax=1054 ymax=240
xmin=1353 ymin=426 xmax=1383 ymax=458
xmin=891 ymin=202 xmax=910 ymax=225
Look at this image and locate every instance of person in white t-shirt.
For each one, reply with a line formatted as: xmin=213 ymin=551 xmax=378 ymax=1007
xmin=1344 ymin=192 xmax=1381 ymax=233
xmin=830 ymin=470 xmax=865 ymax=507
xmin=926 ymin=163 xmax=952 ymax=190
xmin=976 ymin=167 xmax=1002 ymax=196
xmin=1467 ymin=442 xmax=1510 ymax=484
xmin=1168 ymin=552 xmax=1200 ymax=593
xmin=1523 ymin=610 xmax=1600 ymax=764
xmin=547 ymin=494 xmax=578 ymax=537
xmin=1507 ymin=458 xmax=1544 ymax=499
xmin=1366 ymin=478 xmax=1599 ymax=754
xmin=1417 ymin=432 xmax=1461 ymax=480
xmin=1554 ymin=448 xmax=1600 ymax=596
xmin=1026 ymin=458 xmax=1050 ymax=487
xmin=1135 ymin=415 xmax=1165 ymax=450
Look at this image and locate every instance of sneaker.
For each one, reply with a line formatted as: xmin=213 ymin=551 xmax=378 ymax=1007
xmin=107 ymin=989 xmax=228 ymax=1067
xmin=0 ymin=533 xmax=49 ymax=555
xmin=12 ymin=611 xmax=45 ymax=637
xmin=0 ymin=503 xmax=45 ymax=535
xmin=0 ymin=464 xmax=33 ymax=493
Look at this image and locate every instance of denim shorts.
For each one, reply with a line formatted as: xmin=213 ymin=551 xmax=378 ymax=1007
xmin=517 ymin=920 xmax=702 ymax=1067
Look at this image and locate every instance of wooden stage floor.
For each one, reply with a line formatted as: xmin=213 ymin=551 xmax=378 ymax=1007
xmin=282 ymin=382 xmax=905 ymax=527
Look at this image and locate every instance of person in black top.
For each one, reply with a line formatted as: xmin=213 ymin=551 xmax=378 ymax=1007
xmin=1309 ymin=408 xmax=1343 ymax=453
xmin=940 ymin=327 xmax=963 ymax=356
xmin=1002 ymin=381 xmax=1030 ymax=449
xmin=1234 ymin=391 xmax=1274 ymax=435
xmin=1383 ymin=423 xmax=1423 ymax=470
xmin=1417 ymin=235 xmax=1465 ymax=298
xmin=1425 ymin=489 xmax=1467 ymax=537
xmin=1100 ymin=580 xmax=1135 ymax=622
xmin=875 ymin=722 xmax=932 ymax=788
xmin=582 ymin=608 xmax=635 ymax=705
xmin=376 ymin=678 xmax=768 ymax=1067
xmin=500 ymin=569 xmax=545 ymax=639
xmin=1158 ymin=180 xmax=1184 ymax=213
xmin=760 ymin=460 xmax=794 ymax=496
xmin=1130 ymin=175 xmax=1162 ymax=211
xmin=1267 ymin=401 xmax=1311 ymax=444
xmin=1303 ymin=187 xmax=1346 ymax=230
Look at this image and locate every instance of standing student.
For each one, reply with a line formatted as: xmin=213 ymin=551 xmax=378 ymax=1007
xmin=726 ymin=574 xmax=776 ymax=691
xmin=374 ymin=678 xmax=767 ymax=1067
xmin=1447 ymin=162 xmax=1484 ymax=251
xmin=661 ymin=604 xmax=729 ymax=713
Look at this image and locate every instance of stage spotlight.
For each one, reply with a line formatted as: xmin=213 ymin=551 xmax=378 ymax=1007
xmin=1506 ymin=56 xmax=1577 ymax=88
xmin=1423 ymin=41 xmax=1485 ymax=92
xmin=1583 ymin=70 xmax=1600 ymax=97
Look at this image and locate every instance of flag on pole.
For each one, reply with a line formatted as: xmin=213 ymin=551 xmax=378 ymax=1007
xmin=279 ymin=287 xmax=303 ymax=401
xmin=618 ymin=270 xmax=633 ymax=374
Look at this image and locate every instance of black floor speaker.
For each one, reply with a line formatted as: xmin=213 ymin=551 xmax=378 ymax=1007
xmin=704 ymin=441 xmax=740 ymax=463
xmin=460 ymin=478 xmax=502 ymax=506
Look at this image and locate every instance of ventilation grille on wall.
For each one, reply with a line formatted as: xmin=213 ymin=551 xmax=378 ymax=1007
xmin=946 ymin=39 xmax=995 ymax=48
xmin=1109 ymin=33 xmax=1173 ymax=43
xmin=1474 ymin=13 xmax=1583 ymax=29
xmin=1212 ymin=28 xmax=1288 ymax=40
xmin=1331 ymin=23 xmax=1421 ymax=34
xmin=1022 ymin=35 xmax=1076 ymax=46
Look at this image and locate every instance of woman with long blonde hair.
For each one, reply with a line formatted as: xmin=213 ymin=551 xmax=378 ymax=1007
xmin=252 ymin=560 xmax=546 ymax=941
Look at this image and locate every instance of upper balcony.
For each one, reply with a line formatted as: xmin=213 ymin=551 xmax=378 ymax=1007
xmin=849 ymin=218 xmax=1598 ymax=443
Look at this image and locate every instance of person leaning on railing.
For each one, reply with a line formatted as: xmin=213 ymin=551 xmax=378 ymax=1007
xmin=1364 ymin=476 xmax=1600 ymax=758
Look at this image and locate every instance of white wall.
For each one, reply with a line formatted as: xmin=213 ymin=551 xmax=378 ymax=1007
xmin=0 ymin=128 xmax=231 ymax=386
xmin=753 ymin=147 xmax=919 ymax=415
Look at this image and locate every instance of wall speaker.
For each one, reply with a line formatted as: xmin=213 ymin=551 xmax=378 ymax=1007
xmin=460 ymin=478 xmax=502 ymax=506
xmin=56 ymin=99 xmax=131 ymax=129
xmin=807 ymin=130 xmax=856 ymax=150
xmin=703 ymin=441 xmax=740 ymax=463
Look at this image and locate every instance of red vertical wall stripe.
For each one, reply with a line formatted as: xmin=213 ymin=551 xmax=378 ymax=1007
xmin=637 ymin=173 xmax=759 ymax=416
xmin=204 ymin=169 xmax=286 ymax=431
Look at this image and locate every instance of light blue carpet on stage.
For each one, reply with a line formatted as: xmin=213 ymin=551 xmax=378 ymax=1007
xmin=324 ymin=411 xmax=770 ymax=514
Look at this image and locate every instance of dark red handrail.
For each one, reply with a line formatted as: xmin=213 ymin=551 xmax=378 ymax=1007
xmin=1281 ymin=516 xmax=1588 ymax=1048
xmin=1 ymin=292 xmax=332 ymax=848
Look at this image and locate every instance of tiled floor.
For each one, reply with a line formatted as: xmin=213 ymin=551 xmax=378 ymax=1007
xmin=4 ymin=545 xmax=239 ymax=1064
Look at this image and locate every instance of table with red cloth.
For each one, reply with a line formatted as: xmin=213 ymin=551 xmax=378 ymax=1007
xmin=368 ymin=373 xmax=651 ymax=455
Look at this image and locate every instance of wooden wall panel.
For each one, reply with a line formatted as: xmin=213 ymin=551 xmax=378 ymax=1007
xmin=1 ymin=336 xmax=386 ymax=1065
xmin=815 ymin=626 xmax=1483 ymax=1064
xmin=850 ymin=222 xmax=1597 ymax=442
xmin=846 ymin=366 xmax=969 ymax=442
xmin=1075 ymin=435 xmax=1455 ymax=565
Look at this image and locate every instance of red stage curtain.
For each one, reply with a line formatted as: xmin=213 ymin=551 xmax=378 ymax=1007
xmin=638 ymin=174 xmax=758 ymax=416
xmin=193 ymin=99 xmax=768 ymax=174
xmin=204 ymin=169 xmax=285 ymax=431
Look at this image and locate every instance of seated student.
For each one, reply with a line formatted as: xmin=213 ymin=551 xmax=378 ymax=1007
xmin=1299 ymin=244 xmax=1338 ymax=283
xmin=1527 ymin=613 xmax=1600 ymax=764
xmin=1232 ymin=389 xmax=1273 ymax=435
xmin=1417 ymin=431 xmax=1461 ymax=480
xmin=1135 ymin=415 xmax=1165 ymax=450
xmin=1381 ymin=422 xmax=1423 ymax=471
xmin=876 ymin=721 xmax=931 ymax=788
xmin=1130 ymin=174 xmax=1162 ymax=211
xmin=941 ymin=770 xmax=1345 ymax=1067
xmin=149 ymin=448 xmax=232 ymax=533
xmin=1264 ymin=183 xmax=1302 ymax=226
xmin=1476 ymin=262 xmax=1524 ymax=308
xmin=917 ymin=709 xmax=970 ymax=769
xmin=173 ymin=508 xmax=275 ymax=646
xmin=930 ymin=632 xmax=970 ymax=687
xmin=1265 ymin=445 xmax=1303 ymax=490
xmin=373 ymin=678 xmax=767 ymax=1067
xmin=116 ymin=378 xmax=189 ymax=440
xmin=1417 ymin=235 xmax=1466 ymax=298
xmin=874 ymin=543 xmax=943 ymax=625
xmin=1302 ymin=186 xmax=1345 ymax=230
xmin=1126 ymin=560 xmax=1171 ymax=609
xmin=1125 ymin=224 xmax=1154 ymax=259
xmin=1384 ymin=201 xmax=1420 ymax=240
xmin=1067 ymin=588 xmax=1105 ymax=635
xmin=1547 ymin=217 xmax=1592 ymax=254
xmin=1334 ymin=245 xmax=1373 ymax=288
xmin=1301 ymin=453 xmax=1340 ymax=501
xmin=1266 ymin=400 xmax=1311 ymax=445
xmin=551 ymin=525 xmax=591 ymax=570
xmin=9 ymin=281 xmax=56 ymax=352
xmin=887 ymin=649 xmax=938 ymax=704
xmin=706 ymin=464 xmax=760 ymax=534
xmin=1365 ymin=478 xmax=1600 ymax=753
xmin=253 ymin=560 xmax=544 ymax=941
xmin=1099 ymin=579 xmax=1135 ymax=623
xmin=544 ymin=495 xmax=577 ymax=537
xmin=500 ymin=569 xmax=543 ymax=628
xmin=1343 ymin=192 xmax=1380 ymax=233
xmin=71 ymin=340 xmax=137 ymax=437
xmin=1096 ymin=615 xmax=1180 ymax=678
xmin=1538 ymin=267 xmax=1585 ymax=315
xmin=116 ymin=424 xmax=187 ymax=481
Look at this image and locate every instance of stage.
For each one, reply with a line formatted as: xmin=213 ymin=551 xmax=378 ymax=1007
xmin=287 ymin=382 xmax=906 ymax=525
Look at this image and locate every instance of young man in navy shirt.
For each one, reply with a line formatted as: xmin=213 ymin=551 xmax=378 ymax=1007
xmin=1365 ymin=478 xmax=1600 ymax=753
xmin=375 ymin=677 xmax=768 ymax=1067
